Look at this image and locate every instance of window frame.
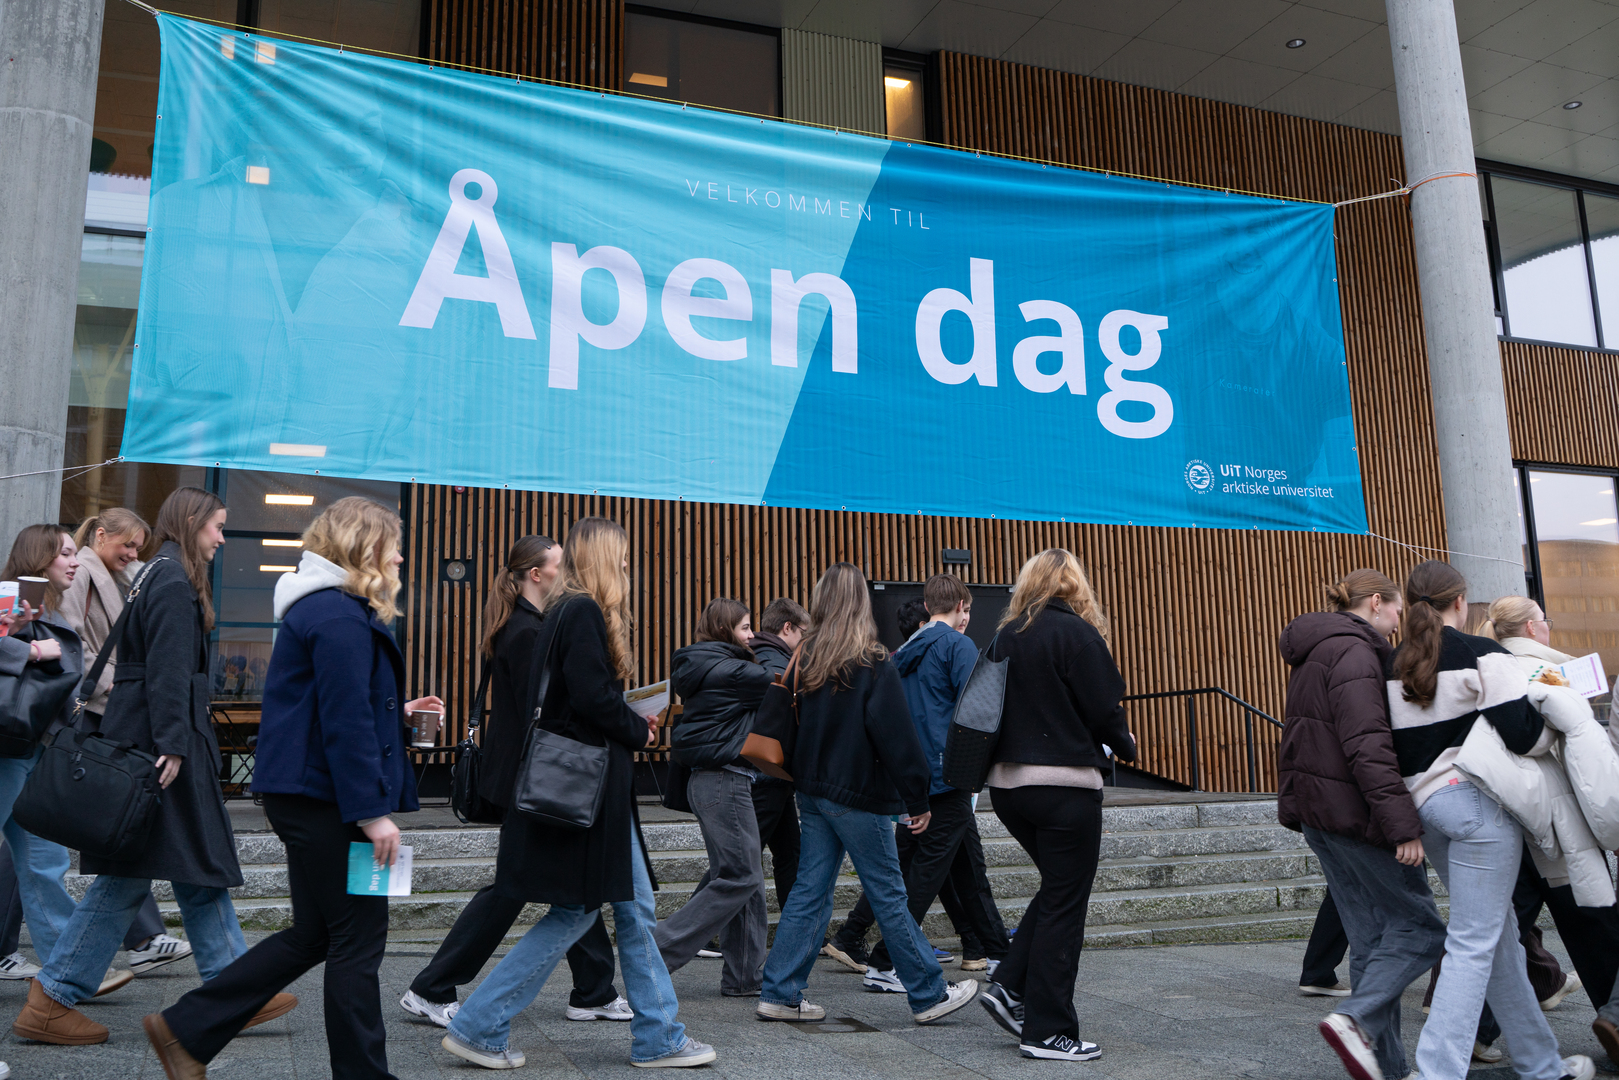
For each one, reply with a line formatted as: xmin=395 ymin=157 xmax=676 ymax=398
xmin=881 ymin=47 xmax=939 ymax=144
xmin=623 ymin=4 xmax=782 ymax=118
xmin=1514 ymin=460 xmax=1619 ymax=611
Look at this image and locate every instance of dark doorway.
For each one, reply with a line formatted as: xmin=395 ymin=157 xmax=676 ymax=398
xmin=869 ymin=580 xmax=1013 ymax=652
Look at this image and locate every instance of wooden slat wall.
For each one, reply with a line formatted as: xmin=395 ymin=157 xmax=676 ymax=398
xmin=1502 ymin=340 xmax=1619 ymax=469
xmin=424 ymin=0 xmax=621 ymax=87
xmin=402 ymin=15 xmax=1464 ymax=791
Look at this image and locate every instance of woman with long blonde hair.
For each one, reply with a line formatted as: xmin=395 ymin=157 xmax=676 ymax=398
xmin=444 ymin=517 xmax=717 ymax=1070
xmin=756 ymin=562 xmax=979 ymax=1027
xmin=144 ymin=496 xmax=440 ymax=1078
xmin=977 ymin=549 xmax=1135 ymax=1062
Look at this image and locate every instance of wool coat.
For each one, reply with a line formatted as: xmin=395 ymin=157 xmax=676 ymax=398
xmin=493 ymin=596 xmax=656 ymax=908
xmin=82 ymin=542 xmax=243 ymax=888
xmin=477 ymin=596 xmax=544 ymax=809
xmin=58 ymin=549 xmax=126 ymax=714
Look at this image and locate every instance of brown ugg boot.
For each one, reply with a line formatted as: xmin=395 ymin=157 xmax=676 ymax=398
xmin=12 ymin=979 xmax=108 ymax=1044
xmin=144 ymin=1012 xmax=206 ymax=1080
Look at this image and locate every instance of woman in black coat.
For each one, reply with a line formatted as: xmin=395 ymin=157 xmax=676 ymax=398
xmin=442 ymin=518 xmax=716 ymax=1071
xmin=977 ymin=548 xmax=1136 ymax=1063
xmin=404 ymin=535 xmax=629 ymax=1026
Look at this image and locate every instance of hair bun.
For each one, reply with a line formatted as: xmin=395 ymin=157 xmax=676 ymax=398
xmin=1325 ymin=582 xmax=1352 ymax=608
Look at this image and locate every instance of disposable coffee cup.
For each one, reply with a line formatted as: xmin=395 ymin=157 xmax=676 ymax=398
xmin=407 ymin=708 xmax=444 ymax=748
xmin=16 ymin=577 xmax=47 ymax=611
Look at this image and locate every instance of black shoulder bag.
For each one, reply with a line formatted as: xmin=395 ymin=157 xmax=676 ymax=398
xmin=12 ymin=559 xmax=167 ymax=860
xmin=450 ymin=664 xmax=504 ymax=824
xmin=0 ymin=623 xmax=81 ymax=758
xmin=941 ymin=631 xmax=1009 ymax=793
xmin=510 ymin=602 xmax=610 ymax=830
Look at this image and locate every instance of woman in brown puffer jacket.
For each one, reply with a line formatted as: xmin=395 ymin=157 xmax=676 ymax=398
xmin=1277 ymin=569 xmax=1445 ymax=1080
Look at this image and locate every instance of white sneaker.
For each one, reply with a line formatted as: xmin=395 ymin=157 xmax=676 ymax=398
xmin=1319 ymin=1013 xmax=1380 ymax=1080
xmin=1542 ymin=973 xmax=1583 ymax=1011
xmin=95 ymin=968 xmax=133 ymax=997
xmin=914 ymin=979 xmax=979 ymax=1024
xmin=401 ymin=989 xmax=460 ymax=1028
xmin=128 ymin=933 xmax=194 ymax=975
xmin=862 ymin=966 xmax=905 ymax=993
xmin=1560 ymin=1055 xmax=1595 ymax=1080
xmin=0 ymin=1059 xmax=9 ymax=1078
xmin=0 ymin=952 xmax=38 ymax=980
xmin=1299 ymin=981 xmax=1352 ymax=997
xmin=696 ymin=945 xmax=722 ymax=958
xmin=1020 ymin=1034 xmax=1102 ymax=1061
xmin=757 ymin=999 xmax=826 ymax=1022
xmin=631 ymin=1037 xmax=717 ymax=1068
xmin=567 ymin=995 xmax=633 ymax=1021
xmin=1472 ymin=1040 xmax=1504 ymax=1064
xmin=442 ymin=1031 xmax=524 ymax=1069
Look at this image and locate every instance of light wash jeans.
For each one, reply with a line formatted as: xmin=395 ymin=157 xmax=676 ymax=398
xmin=0 ymin=748 xmax=76 ymax=964
xmin=761 ymin=793 xmax=946 ymax=1015
xmin=448 ymin=825 xmax=688 ymax=1063
xmin=1415 ymin=782 xmax=1565 ymax=1080
xmin=38 ymin=875 xmax=246 ymax=1007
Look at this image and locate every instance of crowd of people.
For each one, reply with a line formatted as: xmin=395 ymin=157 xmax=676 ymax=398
xmin=3 ymin=494 xmax=1619 ymax=1079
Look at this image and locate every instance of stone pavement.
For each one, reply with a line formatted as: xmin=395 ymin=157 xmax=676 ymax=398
xmin=0 ymin=927 xmax=1611 ymax=1079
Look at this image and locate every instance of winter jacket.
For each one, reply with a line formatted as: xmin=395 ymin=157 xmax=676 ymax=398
xmin=476 ymin=596 xmax=545 ymax=810
xmin=58 ymin=550 xmax=127 ymax=714
xmin=252 ymin=551 xmax=421 ymax=822
xmin=0 ymin=608 xmax=85 ymax=740
xmin=785 ymin=650 xmax=931 ymax=817
xmin=1276 ymin=612 xmax=1421 ymax=848
xmin=893 ymin=621 xmax=978 ymax=795
xmin=751 ymin=631 xmax=794 ymax=679
xmin=669 ymin=640 xmax=770 ymax=769
xmin=985 ymin=601 xmax=1135 ymax=770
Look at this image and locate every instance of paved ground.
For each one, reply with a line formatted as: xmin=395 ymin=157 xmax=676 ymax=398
xmin=0 ymin=926 xmax=1610 ymax=1079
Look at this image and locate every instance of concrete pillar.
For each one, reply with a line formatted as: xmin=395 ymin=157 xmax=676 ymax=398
xmin=1385 ymin=0 xmax=1524 ymax=601
xmin=0 ymin=0 xmax=104 ymax=543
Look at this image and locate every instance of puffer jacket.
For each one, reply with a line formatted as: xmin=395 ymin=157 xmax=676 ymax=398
xmin=669 ymin=640 xmax=771 ymax=769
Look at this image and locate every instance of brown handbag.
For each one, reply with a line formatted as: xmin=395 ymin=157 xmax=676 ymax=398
xmin=742 ymin=645 xmax=801 ymax=781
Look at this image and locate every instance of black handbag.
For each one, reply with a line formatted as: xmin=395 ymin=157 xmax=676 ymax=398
xmin=660 ymin=758 xmax=693 ymax=813
xmin=510 ymin=601 xmax=610 ymax=830
xmin=451 ymin=665 xmax=504 ymax=825
xmin=0 ymin=623 xmax=81 ymax=758
xmin=941 ymin=632 xmax=1009 ymax=793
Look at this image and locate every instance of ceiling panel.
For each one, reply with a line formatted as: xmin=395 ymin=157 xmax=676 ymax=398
xmin=1000 ymin=19 xmax=1130 ymax=75
xmin=1041 ymin=0 xmax=1181 ymax=38
xmin=1468 ymin=63 xmax=1608 ymax=122
xmin=1334 ymin=88 xmax=1401 ymax=134
xmin=1137 ymin=0 xmax=1292 ymax=56
xmin=1260 ymin=71 xmax=1380 ymax=122
xmin=897 ymin=0 xmax=1040 ymax=54
xmin=1462 ymin=0 xmax=1619 ymax=63
xmin=1177 ymin=54 xmax=1304 ymax=105
xmin=1307 ymin=25 xmax=1395 ymax=89
xmin=1227 ymin=7 xmax=1382 ymax=74
xmin=1088 ymin=34 xmax=1220 ymax=89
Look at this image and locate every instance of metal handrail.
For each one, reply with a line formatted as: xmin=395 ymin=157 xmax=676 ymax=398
xmin=1121 ymin=687 xmax=1284 ymax=793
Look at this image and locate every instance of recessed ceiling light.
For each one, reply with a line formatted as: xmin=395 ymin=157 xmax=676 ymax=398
xmin=259 ymin=564 xmax=297 ymax=573
xmin=264 ymin=494 xmax=314 ymax=506
xmin=1564 ymin=100 xmax=1583 ymax=109
xmin=1286 ymin=38 xmax=1306 ymax=48
xmin=261 ymin=538 xmax=304 ymax=547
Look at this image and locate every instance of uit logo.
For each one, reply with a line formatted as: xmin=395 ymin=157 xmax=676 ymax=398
xmin=1184 ymin=460 xmax=1214 ymax=494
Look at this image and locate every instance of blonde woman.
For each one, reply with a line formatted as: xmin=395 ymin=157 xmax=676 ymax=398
xmin=444 ymin=517 xmax=717 ymax=1070
xmin=144 ymin=496 xmax=437 ymax=1079
xmin=977 ymin=549 xmax=1135 ymax=1062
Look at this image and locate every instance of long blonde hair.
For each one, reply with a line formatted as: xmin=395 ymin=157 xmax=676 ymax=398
xmin=799 ymin=562 xmax=887 ymax=693
xmin=1482 ymin=595 xmax=1542 ymax=643
xmin=999 ymin=548 xmax=1109 ymax=641
xmin=479 ymin=535 xmax=557 ymax=657
xmin=550 ymin=517 xmax=635 ymax=680
xmin=302 ymin=497 xmax=403 ymax=622
xmin=72 ymin=507 xmax=150 ymax=562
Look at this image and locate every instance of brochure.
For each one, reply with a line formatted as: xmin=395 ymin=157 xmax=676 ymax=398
xmin=625 ymin=680 xmax=670 ymax=720
xmin=1560 ymin=653 xmax=1611 ymax=699
xmin=346 ymin=842 xmax=414 ymax=897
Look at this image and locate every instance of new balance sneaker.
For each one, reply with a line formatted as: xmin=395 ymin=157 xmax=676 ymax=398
xmin=631 ymin=1037 xmax=717 ymax=1068
xmin=1320 ymin=1012 xmax=1380 ymax=1080
xmin=1560 ymin=1055 xmax=1596 ymax=1080
xmin=0 ymin=953 xmax=38 ymax=980
xmin=933 ymin=946 xmax=956 ymax=963
xmin=820 ymin=942 xmax=867 ymax=972
xmin=757 ymin=999 xmax=826 ymax=1022
xmin=1020 ymin=1034 xmax=1101 ymax=1061
xmin=862 ymin=967 xmax=905 ymax=993
xmin=914 ymin=980 xmax=979 ymax=1024
xmin=128 ymin=934 xmax=193 ymax=975
xmin=401 ymin=989 xmax=460 ymax=1028
xmin=567 ymin=995 xmax=633 ymax=1021
xmin=980 ymin=983 xmax=1023 ymax=1037
xmin=442 ymin=1032 xmax=524 ymax=1069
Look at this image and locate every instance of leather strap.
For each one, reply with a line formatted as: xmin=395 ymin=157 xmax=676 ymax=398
xmin=527 ymin=599 xmax=572 ymax=730
xmin=467 ymin=663 xmax=494 ymax=731
xmin=73 ymin=557 xmax=169 ymax=720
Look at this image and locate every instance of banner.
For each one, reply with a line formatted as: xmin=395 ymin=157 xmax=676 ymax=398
xmin=124 ymin=14 xmax=1367 ymax=533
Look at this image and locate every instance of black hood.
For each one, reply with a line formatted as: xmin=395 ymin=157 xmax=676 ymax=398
xmin=1279 ymin=611 xmax=1390 ymax=667
xmin=671 ymin=639 xmax=754 ymax=697
xmin=893 ymin=622 xmax=948 ymax=677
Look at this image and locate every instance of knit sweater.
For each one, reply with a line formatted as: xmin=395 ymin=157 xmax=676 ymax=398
xmin=1386 ymin=627 xmax=1546 ymax=808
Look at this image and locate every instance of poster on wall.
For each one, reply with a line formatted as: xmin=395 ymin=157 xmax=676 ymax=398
xmin=121 ymin=13 xmax=1367 ymax=533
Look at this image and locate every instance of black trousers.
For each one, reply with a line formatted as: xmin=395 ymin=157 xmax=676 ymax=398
xmin=869 ymin=789 xmax=1011 ymax=971
xmin=751 ymin=779 xmax=800 ymax=910
xmin=409 ymin=885 xmax=617 ymax=1008
xmin=989 ymin=786 xmax=1104 ymax=1045
xmin=164 ymin=795 xmax=394 ymax=1079
xmin=1300 ymin=889 xmax=1350 ymax=988
xmin=942 ymin=810 xmax=1008 ymax=960
xmin=1514 ymin=849 xmax=1619 ymax=1010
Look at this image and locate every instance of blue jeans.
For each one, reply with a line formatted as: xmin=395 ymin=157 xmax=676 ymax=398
xmin=39 ymin=874 xmax=246 ymax=1007
xmin=761 ymin=793 xmax=946 ymax=1014
xmin=1415 ymin=782 xmax=1564 ymax=1080
xmin=448 ymin=825 xmax=687 ymax=1063
xmin=0 ymin=749 xmax=76 ymax=964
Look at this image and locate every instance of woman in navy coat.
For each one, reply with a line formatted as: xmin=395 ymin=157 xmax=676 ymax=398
xmin=145 ymin=497 xmax=441 ymax=1080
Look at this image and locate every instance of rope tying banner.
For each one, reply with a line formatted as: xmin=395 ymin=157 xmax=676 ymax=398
xmin=1334 ymin=171 xmax=1478 ymax=209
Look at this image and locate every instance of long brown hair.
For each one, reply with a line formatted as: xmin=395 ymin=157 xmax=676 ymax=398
xmin=999 ymin=548 xmax=1109 ymax=642
xmin=1392 ymin=560 xmax=1467 ymax=707
xmin=2 ymin=525 xmax=73 ymax=614
xmin=152 ymin=486 xmax=226 ymax=631
xmin=479 ymin=535 xmax=557 ymax=657
xmin=799 ymin=562 xmax=886 ymax=693
xmin=695 ymin=598 xmax=751 ymax=649
xmin=72 ymin=507 xmax=150 ymax=561
xmin=302 ymin=497 xmax=403 ymax=622
xmin=1325 ymin=569 xmax=1400 ymax=612
xmin=551 ymin=517 xmax=635 ymax=680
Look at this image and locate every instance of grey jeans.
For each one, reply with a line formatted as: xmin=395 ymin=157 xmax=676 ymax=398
xmin=1416 ymin=782 xmax=1565 ymax=1080
xmin=1303 ymin=825 xmax=1446 ymax=1080
xmin=652 ymin=767 xmax=767 ymax=995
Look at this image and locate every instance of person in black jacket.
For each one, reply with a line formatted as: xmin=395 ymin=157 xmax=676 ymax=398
xmin=403 ymin=536 xmax=628 ymax=1028
xmin=976 ymin=549 xmax=1135 ymax=1063
xmin=657 ymin=598 xmax=773 ymax=994
xmin=755 ymin=562 xmax=979 ymax=1026
xmin=443 ymin=518 xmax=715 ymax=1070
xmin=749 ymin=597 xmax=808 ymax=911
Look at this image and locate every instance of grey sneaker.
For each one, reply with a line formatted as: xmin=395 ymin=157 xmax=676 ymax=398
xmin=441 ymin=1032 xmax=525 ymax=1069
xmin=402 ymin=990 xmax=460 ymax=1028
xmin=757 ymin=999 xmax=826 ymax=1022
xmin=914 ymin=980 xmax=979 ymax=1024
xmin=566 ymin=995 xmax=633 ymax=1021
xmin=631 ymin=1037 xmax=717 ymax=1068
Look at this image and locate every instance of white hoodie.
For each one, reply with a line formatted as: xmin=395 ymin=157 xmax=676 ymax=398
xmin=273 ymin=551 xmax=349 ymax=621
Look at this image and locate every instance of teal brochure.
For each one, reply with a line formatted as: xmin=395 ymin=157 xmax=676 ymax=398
xmin=346 ymin=842 xmax=414 ymax=897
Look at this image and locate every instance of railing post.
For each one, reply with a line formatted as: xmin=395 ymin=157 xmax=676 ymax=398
xmin=1245 ymin=712 xmax=1258 ymax=793
xmin=1186 ymin=695 xmax=1201 ymax=791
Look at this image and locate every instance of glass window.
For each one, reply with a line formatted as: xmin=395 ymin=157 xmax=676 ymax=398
xmin=1492 ymin=176 xmax=1598 ymax=347
xmin=1585 ymin=192 xmax=1619 ymax=348
xmin=885 ymin=62 xmax=924 ymax=141
xmin=257 ymin=0 xmax=420 ymax=60
xmin=624 ymin=9 xmax=778 ymax=116
xmin=1527 ymin=470 xmax=1619 ymax=686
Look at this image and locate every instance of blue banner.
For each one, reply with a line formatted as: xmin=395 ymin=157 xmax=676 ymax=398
xmin=124 ymin=14 xmax=1366 ymax=533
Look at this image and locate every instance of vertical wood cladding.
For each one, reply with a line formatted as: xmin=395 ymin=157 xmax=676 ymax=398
xmin=401 ymin=28 xmax=1458 ymax=792
xmin=1502 ymin=340 xmax=1619 ymax=469
xmin=424 ymin=0 xmax=621 ymax=87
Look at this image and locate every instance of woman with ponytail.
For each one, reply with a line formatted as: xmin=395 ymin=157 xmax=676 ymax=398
xmin=404 ymin=535 xmax=631 ymax=1028
xmin=1378 ymin=561 xmax=1591 ymax=1080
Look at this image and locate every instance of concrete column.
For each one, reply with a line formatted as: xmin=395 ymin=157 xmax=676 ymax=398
xmin=0 ymin=0 xmax=104 ymax=543
xmin=1385 ymin=0 xmax=1524 ymax=601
